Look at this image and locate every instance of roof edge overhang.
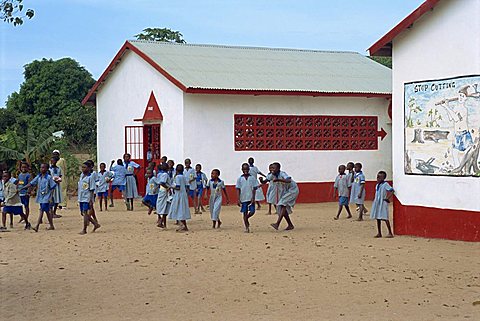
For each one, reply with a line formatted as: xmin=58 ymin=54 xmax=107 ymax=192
xmin=82 ymin=41 xmax=392 ymax=106
xmin=368 ymin=0 xmax=441 ymax=57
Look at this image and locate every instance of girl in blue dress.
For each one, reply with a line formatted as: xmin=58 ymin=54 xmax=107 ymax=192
xmin=168 ymin=164 xmax=191 ymax=232
xmin=194 ymin=164 xmax=208 ymax=214
xmin=49 ymin=156 xmax=63 ymax=219
xmin=123 ymin=153 xmax=141 ymax=211
xmin=156 ymin=163 xmax=171 ymax=228
xmin=370 ymin=171 xmax=394 ymax=238
xmin=205 ymin=169 xmax=230 ymax=228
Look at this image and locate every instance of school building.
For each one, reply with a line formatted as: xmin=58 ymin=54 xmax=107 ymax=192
xmin=82 ymin=40 xmax=392 ymax=201
xmin=369 ymin=0 xmax=480 ymax=241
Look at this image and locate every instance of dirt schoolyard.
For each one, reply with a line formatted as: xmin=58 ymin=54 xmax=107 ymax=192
xmin=1 ymin=201 xmax=479 ymax=321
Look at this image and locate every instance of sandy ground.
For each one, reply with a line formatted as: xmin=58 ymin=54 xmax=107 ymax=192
xmin=1 ymin=201 xmax=479 ymax=321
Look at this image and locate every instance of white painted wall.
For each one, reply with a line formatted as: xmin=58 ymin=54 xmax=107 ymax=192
xmin=183 ymin=94 xmax=391 ymax=185
xmin=96 ymin=50 xmax=184 ymax=166
xmin=392 ymin=0 xmax=480 ymax=211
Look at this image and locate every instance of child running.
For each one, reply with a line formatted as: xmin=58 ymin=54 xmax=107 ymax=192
xmin=350 ymin=162 xmax=366 ymax=221
xmin=23 ymin=163 xmax=57 ymax=232
xmin=109 ymin=159 xmax=127 ymax=208
xmin=78 ymin=162 xmax=101 ymax=235
xmin=123 ymin=153 xmax=140 ymax=211
xmin=248 ymin=157 xmax=266 ymax=210
xmin=168 ymin=164 xmax=191 ymax=232
xmin=263 ymin=162 xmax=298 ymax=231
xmin=155 ymin=163 xmax=171 ymax=229
xmin=194 ymin=164 xmax=208 ymax=214
xmin=142 ymin=169 xmax=159 ymax=215
xmin=333 ymin=164 xmax=352 ymax=220
xmin=205 ymin=169 xmax=230 ymax=229
xmin=49 ymin=156 xmax=63 ymax=219
xmin=236 ymin=163 xmax=259 ymax=233
xmin=17 ymin=162 xmax=31 ymax=221
xmin=96 ymin=162 xmax=112 ymax=211
xmin=1 ymin=171 xmax=30 ymax=230
xmin=370 ymin=171 xmax=394 ymax=238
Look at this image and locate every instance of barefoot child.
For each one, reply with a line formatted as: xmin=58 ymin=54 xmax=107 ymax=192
xmin=205 ymin=169 xmax=230 ymax=228
xmin=265 ymin=164 xmax=276 ymax=215
xmin=371 ymin=171 xmax=394 ymax=238
xmin=194 ymin=164 xmax=208 ymax=214
xmin=23 ymin=163 xmax=57 ymax=232
xmin=49 ymin=156 xmax=63 ymax=219
xmin=350 ymin=162 xmax=366 ymax=221
xmin=236 ymin=163 xmax=259 ymax=233
xmin=265 ymin=162 xmax=298 ymax=231
xmin=109 ymin=159 xmax=126 ymax=208
xmin=142 ymin=169 xmax=159 ymax=215
xmin=184 ymin=158 xmax=196 ymax=206
xmin=78 ymin=162 xmax=101 ymax=235
xmin=248 ymin=157 xmax=266 ymax=210
xmin=156 ymin=163 xmax=171 ymax=228
xmin=17 ymin=162 xmax=31 ymax=221
xmin=333 ymin=165 xmax=352 ymax=220
xmin=1 ymin=171 xmax=30 ymax=230
xmin=97 ymin=162 xmax=112 ymax=211
xmin=123 ymin=153 xmax=140 ymax=211
xmin=168 ymin=164 xmax=191 ymax=232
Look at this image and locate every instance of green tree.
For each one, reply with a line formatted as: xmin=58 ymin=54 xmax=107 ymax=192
xmin=368 ymin=56 xmax=392 ymax=69
xmin=5 ymin=57 xmax=96 ymax=150
xmin=134 ymin=27 xmax=186 ymax=43
xmin=1 ymin=0 xmax=34 ymax=25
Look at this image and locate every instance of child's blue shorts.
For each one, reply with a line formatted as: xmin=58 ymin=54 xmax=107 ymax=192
xmin=195 ymin=186 xmax=204 ymax=197
xmin=143 ymin=194 xmax=158 ymax=208
xmin=97 ymin=191 xmax=108 ymax=197
xmin=339 ymin=196 xmax=349 ymax=206
xmin=240 ymin=201 xmax=255 ymax=214
xmin=111 ymin=185 xmax=125 ymax=192
xmin=39 ymin=203 xmax=50 ymax=212
xmin=79 ymin=202 xmax=90 ymax=212
xmin=20 ymin=195 xmax=30 ymax=207
xmin=3 ymin=206 xmax=23 ymax=215
xmin=188 ymin=190 xmax=195 ymax=198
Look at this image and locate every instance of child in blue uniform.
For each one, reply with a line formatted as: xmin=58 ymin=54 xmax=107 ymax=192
xmin=183 ymin=159 xmax=196 ymax=205
xmin=49 ymin=156 xmax=63 ymax=219
xmin=205 ymin=169 xmax=230 ymax=229
xmin=1 ymin=171 xmax=31 ymax=230
xmin=194 ymin=164 xmax=208 ymax=214
xmin=248 ymin=157 xmax=266 ymax=210
xmin=78 ymin=162 xmax=101 ymax=235
xmin=370 ymin=171 xmax=394 ymax=238
xmin=123 ymin=153 xmax=140 ymax=211
xmin=168 ymin=164 xmax=191 ymax=232
xmin=156 ymin=163 xmax=171 ymax=228
xmin=236 ymin=163 xmax=259 ymax=233
xmin=110 ymin=159 xmax=127 ymax=208
xmin=333 ymin=164 xmax=352 ymax=220
xmin=97 ymin=162 xmax=112 ymax=211
xmin=23 ymin=163 xmax=57 ymax=232
xmin=350 ymin=162 xmax=366 ymax=221
xmin=142 ymin=169 xmax=159 ymax=215
xmin=17 ymin=162 xmax=31 ymax=220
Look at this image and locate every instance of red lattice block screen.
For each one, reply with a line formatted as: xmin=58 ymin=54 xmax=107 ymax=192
xmin=234 ymin=115 xmax=379 ymax=151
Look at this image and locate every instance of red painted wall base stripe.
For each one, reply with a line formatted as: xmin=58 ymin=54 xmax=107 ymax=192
xmin=393 ymin=197 xmax=480 ymax=242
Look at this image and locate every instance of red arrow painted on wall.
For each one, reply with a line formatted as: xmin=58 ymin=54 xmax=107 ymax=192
xmin=377 ymin=128 xmax=387 ymax=141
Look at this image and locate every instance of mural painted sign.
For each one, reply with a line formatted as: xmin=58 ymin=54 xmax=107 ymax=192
xmin=404 ymin=75 xmax=480 ymax=177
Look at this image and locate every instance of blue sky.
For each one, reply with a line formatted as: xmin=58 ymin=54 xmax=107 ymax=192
xmin=0 ymin=0 xmax=423 ymax=107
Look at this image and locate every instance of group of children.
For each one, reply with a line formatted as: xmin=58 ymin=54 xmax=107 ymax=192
xmin=333 ymin=161 xmax=394 ymax=238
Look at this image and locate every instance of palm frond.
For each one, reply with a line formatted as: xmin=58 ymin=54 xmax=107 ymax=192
xmin=0 ymin=145 xmax=24 ymax=161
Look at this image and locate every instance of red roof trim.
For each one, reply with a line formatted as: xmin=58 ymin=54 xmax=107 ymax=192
xmin=185 ymin=88 xmax=391 ymax=98
xmin=134 ymin=91 xmax=163 ymax=122
xmin=368 ymin=0 xmax=441 ymax=56
xmin=82 ymin=41 xmax=187 ymax=106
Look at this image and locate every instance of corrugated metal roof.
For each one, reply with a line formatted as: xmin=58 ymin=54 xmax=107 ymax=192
xmin=129 ymin=40 xmax=391 ymax=94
